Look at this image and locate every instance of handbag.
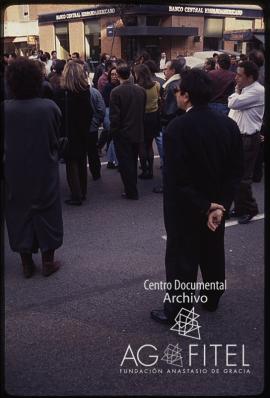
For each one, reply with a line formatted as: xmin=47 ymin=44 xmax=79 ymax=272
xmin=58 ymin=90 xmax=69 ymax=158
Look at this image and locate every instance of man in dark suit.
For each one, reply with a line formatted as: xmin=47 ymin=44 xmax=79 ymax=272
xmin=110 ymin=65 xmax=146 ymax=199
xmin=151 ymin=69 xmax=244 ymax=325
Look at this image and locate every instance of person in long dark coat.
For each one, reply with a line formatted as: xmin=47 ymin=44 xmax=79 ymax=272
xmin=4 ymin=57 xmax=63 ymax=278
xmin=151 ymin=69 xmax=244 ymax=325
xmin=54 ymin=61 xmax=93 ymax=205
xmin=109 ymin=65 xmax=146 ymax=199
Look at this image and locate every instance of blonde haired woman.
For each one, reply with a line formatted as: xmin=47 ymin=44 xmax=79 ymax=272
xmin=55 ymin=61 xmax=93 ymax=205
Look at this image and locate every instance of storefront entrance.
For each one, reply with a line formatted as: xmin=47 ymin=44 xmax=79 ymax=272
xmin=122 ymin=36 xmax=162 ymax=64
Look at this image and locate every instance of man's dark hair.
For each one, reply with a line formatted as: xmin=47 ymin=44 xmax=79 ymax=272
xmin=139 ymin=51 xmax=151 ymax=63
xmin=6 ymin=57 xmax=42 ymax=99
xmin=72 ymin=52 xmax=80 ymax=59
xmin=100 ymin=53 xmax=109 ymax=63
xmin=217 ymin=53 xmax=231 ymax=70
xmin=170 ymin=58 xmax=186 ymax=74
xmin=239 ymin=53 xmax=248 ymax=61
xmin=54 ymin=59 xmax=66 ymax=74
xmin=238 ymin=61 xmax=259 ymax=81
xmin=44 ymin=51 xmax=50 ymax=60
xmin=116 ymin=65 xmax=131 ymax=80
xmin=105 ymin=59 xmax=115 ymax=72
xmin=179 ymin=69 xmax=213 ymax=106
xmin=40 ymin=54 xmax=48 ymax=63
xmin=51 ymin=50 xmax=57 ymax=56
xmin=206 ymin=57 xmax=216 ymax=70
xmin=116 ymin=58 xmax=126 ymax=66
xmin=144 ymin=59 xmax=158 ymax=74
xmin=248 ymin=50 xmax=264 ymax=67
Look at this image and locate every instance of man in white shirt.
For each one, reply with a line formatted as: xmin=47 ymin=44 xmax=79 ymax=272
xmin=159 ymin=52 xmax=167 ymax=72
xmin=228 ymin=61 xmax=264 ymax=224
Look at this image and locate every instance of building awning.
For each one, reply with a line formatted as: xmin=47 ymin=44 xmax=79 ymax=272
xmin=254 ymin=34 xmax=264 ymax=44
xmin=114 ymin=26 xmax=198 ymax=37
xmin=12 ymin=36 xmax=28 ymax=43
xmin=223 ymin=30 xmax=264 ymax=43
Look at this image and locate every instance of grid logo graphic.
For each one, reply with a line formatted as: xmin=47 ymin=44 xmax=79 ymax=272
xmin=161 ymin=344 xmax=183 ymax=367
xmin=170 ymin=307 xmax=201 ymax=340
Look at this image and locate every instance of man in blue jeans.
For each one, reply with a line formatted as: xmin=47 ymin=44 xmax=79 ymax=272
xmin=153 ymin=58 xmax=186 ymax=193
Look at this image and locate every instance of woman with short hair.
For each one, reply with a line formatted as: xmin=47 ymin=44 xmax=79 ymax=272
xmin=4 ymin=57 xmax=63 ymax=278
xmin=55 ymin=61 xmax=93 ymax=205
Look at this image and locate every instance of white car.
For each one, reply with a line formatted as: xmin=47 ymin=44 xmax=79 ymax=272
xmin=192 ymin=50 xmax=223 ymax=60
xmin=184 ymin=56 xmax=205 ymax=69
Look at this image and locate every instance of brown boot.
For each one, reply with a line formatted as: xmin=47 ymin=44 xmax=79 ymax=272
xmin=20 ymin=253 xmax=36 ymax=278
xmin=42 ymin=261 xmax=61 ymax=277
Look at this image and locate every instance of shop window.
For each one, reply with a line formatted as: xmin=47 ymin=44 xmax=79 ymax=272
xmin=55 ymin=23 xmax=69 ymax=60
xmin=122 ymin=16 xmax=137 ymax=26
xmin=146 ymin=16 xmax=161 ymax=26
xmin=84 ymin=20 xmax=100 ymax=63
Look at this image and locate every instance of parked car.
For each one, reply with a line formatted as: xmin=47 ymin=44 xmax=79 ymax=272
xmin=192 ymin=50 xmax=223 ymax=60
xmin=184 ymin=56 xmax=205 ymax=69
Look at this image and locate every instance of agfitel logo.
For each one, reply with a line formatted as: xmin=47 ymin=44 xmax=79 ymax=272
xmin=161 ymin=344 xmax=183 ymax=367
xmin=120 ymin=307 xmax=251 ymax=374
xmin=170 ymin=307 xmax=201 ymax=340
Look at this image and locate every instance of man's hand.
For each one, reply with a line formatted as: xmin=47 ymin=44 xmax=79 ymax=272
xmin=235 ymin=84 xmax=242 ymax=94
xmin=207 ymin=203 xmax=225 ymax=215
xmin=260 ymin=134 xmax=264 ymax=143
xmin=207 ymin=209 xmax=223 ymax=232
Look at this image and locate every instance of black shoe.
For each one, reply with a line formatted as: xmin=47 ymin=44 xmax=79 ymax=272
xmin=22 ymin=261 xmax=36 ymax=278
xmin=153 ymin=186 xmax=163 ymax=194
xmin=107 ymin=162 xmax=117 ymax=169
xmin=65 ymin=199 xmax=82 ymax=206
xmin=42 ymin=261 xmax=61 ymax=277
xmin=229 ymin=209 xmax=242 ymax=218
xmin=93 ymin=174 xmax=101 ymax=180
xmin=121 ymin=192 xmax=139 ymax=200
xmin=238 ymin=213 xmax=258 ymax=224
xmin=150 ymin=309 xmax=174 ymax=325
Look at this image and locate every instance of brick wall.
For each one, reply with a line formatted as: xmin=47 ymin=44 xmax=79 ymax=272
xmin=223 ymin=41 xmax=235 ymax=53
xmin=171 ymin=16 xmax=204 ymax=55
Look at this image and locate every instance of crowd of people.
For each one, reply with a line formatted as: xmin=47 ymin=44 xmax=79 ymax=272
xmin=3 ymin=46 xmax=265 ymax=310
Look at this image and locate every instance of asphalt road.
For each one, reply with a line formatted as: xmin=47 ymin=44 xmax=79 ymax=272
xmin=4 ymin=154 xmax=264 ymax=396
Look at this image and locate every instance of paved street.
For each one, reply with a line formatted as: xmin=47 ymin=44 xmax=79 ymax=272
xmin=5 ymin=153 xmax=264 ymax=396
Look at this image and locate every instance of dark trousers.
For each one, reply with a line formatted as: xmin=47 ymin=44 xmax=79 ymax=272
xmin=164 ymin=219 xmax=225 ymax=319
xmin=87 ymin=132 xmax=101 ymax=179
xmin=66 ymin=156 xmax=87 ymax=201
xmin=253 ymin=142 xmax=264 ymax=181
xmin=234 ymin=133 xmax=261 ymax=215
xmin=97 ymin=129 xmax=109 ymax=151
xmin=139 ymin=135 xmax=154 ymax=174
xmin=114 ymin=137 xmax=139 ymax=197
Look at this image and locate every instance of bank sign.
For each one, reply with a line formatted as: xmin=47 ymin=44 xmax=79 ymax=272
xmin=169 ymin=5 xmax=244 ymax=16
xmin=38 ymin=4 xmax=262 ymax=24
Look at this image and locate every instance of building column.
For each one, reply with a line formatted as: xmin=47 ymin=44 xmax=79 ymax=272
xmin=39 ymin=24 xmax=55 ymax=53
xmin=69 ymin=20 xmax=85 ymax=59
